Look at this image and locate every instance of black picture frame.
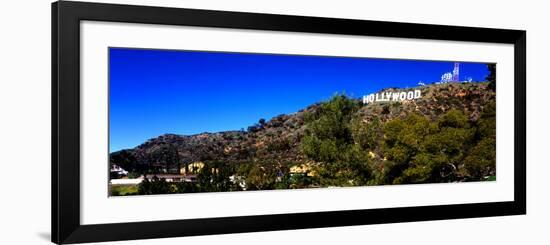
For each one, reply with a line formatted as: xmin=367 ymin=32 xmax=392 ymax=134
xmin=52 ymin=1 xmax=526 ymax=244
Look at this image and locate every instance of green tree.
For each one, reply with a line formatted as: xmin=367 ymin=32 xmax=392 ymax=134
xmin=381 ymin=113 xmax=432 ymax=183
xmin=382 ymin=110 xmax=474 ymax=184
xmin=137 ymin=176 xmax=172 ymax=195
xmin=197 ymin=165 xmax=212 ymax=191
xmin=461 ymin=102 xmax=496 ymax=180
xmin=300 ymin=94 xmax=373 ymax=186
xmin=258 ymin=118 xmax=266 ymax=125
xmin=301 ymin=94 xmax=360 ymax=161
xmin=137 ymin=178 xmax=151 ymax=195
xmin=351 ymin=116 xmax=382 ymax=150
xmin=462 ymin=138 xmax=496 ymax=180
xmin=209 ymin=161 xmax=235 ymax=192
xmin=246 ymin=163 xmax=277 ymax=190
xmin=289 ymin=173 xmax=312 ymax=188
xmin=175 ymin=182 xmax=199 ymax=193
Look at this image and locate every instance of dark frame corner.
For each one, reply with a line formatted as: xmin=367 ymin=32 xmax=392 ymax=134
xmin=52 ymin=1 xmax=526 ymax=244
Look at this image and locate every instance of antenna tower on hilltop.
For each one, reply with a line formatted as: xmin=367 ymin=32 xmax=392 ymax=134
xmin=452 ymin=62 xmax=460 ymax=82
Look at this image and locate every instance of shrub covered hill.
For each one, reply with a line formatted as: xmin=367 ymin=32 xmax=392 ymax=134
xmin=110 ymin=81 xmax=496 ymax=188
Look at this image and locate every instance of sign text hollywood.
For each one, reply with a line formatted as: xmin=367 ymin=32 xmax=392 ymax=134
xmin=363 ymin=89 xmax=422 ymax=105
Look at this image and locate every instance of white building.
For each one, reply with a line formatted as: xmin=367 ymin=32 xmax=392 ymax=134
xmin=110 ymin=164 xmax=128 ymax=176
xmin=441 ymin=72 xmax=453 ymax=83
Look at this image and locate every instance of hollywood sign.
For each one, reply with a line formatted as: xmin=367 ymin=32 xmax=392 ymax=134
xmin=363 ymin=89 xmax=422 ymax=105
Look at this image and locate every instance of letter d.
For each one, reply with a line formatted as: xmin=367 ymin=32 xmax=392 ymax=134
xmin=414 ymin=90 xmax=421 ymax=99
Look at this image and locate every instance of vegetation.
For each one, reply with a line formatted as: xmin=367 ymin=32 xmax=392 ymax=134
xmin=301 ymin=94 xmax=372 ymax=186
xmin=300 ymin=94 xmax=496 ymax=187
xmin=110 ymin=184 xmax=139 ymax=196
xmin=110 ymin=81 xmax=497 ymax=196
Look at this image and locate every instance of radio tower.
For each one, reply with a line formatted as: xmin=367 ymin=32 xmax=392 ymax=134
xmin=452 ymin=62 xmax=460 ymax=82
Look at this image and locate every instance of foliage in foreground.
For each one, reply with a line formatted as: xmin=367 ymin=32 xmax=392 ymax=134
xmin=300 ymin=94 xmax=496 ymax=186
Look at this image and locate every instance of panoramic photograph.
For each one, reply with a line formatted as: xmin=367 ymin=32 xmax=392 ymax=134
xmin=108 ymin=47 xmax=496 ymax=196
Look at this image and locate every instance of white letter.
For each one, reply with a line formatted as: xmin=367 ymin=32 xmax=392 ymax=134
xmin=407 ymin=91 xmax=414 ymax=100
xmin=392 ymin=92 xmax=400 ymax=101
xmin=399 ymin=92 xmax=407 ymax=101
xmin=385 ymin=92 xmax=392 ymax=101
xmin=414 ymin=90 xmax=421 ymax=99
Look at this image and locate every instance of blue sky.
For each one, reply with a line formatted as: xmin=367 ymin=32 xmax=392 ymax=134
xmin=109 ymin=47 xmax=490 ymax=152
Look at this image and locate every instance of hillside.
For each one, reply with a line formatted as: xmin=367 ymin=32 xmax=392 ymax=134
xmin=110 ymin=81 xmax=496 ymax=189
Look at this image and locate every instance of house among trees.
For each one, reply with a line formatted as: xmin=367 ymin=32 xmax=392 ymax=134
xmin=110 ymin=164 xmax=128 ymax=178
xmin=180 ymin=161 xmax=205 ymax=175
xmin=180 ymin=161 xmax=221 ymax=175
xmin=289 ymin=163 xmax=317 ymax=177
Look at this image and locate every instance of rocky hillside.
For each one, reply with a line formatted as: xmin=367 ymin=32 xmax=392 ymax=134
xmin=110 ymin=81 xmax=495 ymax=176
